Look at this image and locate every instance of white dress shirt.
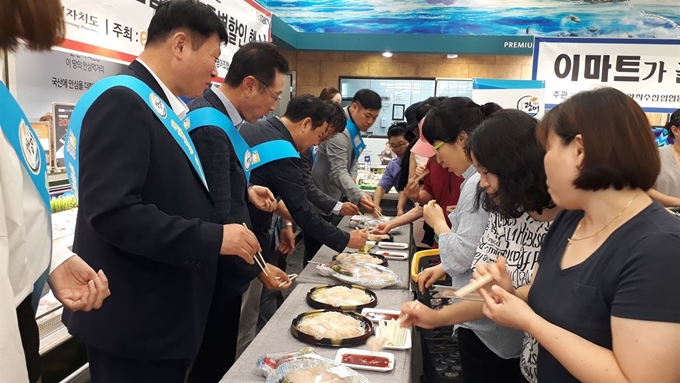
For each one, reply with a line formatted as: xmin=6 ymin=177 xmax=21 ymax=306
xmin=0 ymin=128 xmax=52 ymax=383
xmin=135 ymin=58 xmax=189 ymax=119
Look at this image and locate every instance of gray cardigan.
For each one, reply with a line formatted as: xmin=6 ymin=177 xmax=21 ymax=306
xmin=300 ymin=148 xmax=338 ymax=215
xmin=311 ymin=108 xmax=363 ymax=204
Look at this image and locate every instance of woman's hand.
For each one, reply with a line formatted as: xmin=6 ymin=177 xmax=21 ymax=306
xmin=423 ymin=201 xmax=446 ymax=228
xmin=479 ymin=285 xmax=538 ymax=332
xmin=473 ymin=256 xmax=516 ymax=296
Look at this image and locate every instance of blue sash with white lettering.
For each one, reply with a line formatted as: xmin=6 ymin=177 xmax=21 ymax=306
xmin=64 ymin=75 xmax=209 ymax=200
xmin=346 ymin=119 xmax=366 ymax=158
xmin=185 ymin=108 xmax=299 ymax=184
xmin=0 ymin=83 xmax=51 ymax=309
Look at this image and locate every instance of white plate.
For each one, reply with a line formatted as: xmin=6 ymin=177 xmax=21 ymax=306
xmin=374 ymin=327 xmax=412 ymax=350
xmin=361 ymin=308 xmax=401 ymax=323
xmin=377 ymin=242 xmax=409 ymax=250
xmin=335 ymin=348 xmax=395 ymax=372
xmin=371 ymin=250 xmax=408 ymax=260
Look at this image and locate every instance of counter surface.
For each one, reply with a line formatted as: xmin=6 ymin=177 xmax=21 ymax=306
xmin=296 ymin=218 xmax=412 ymax=290
xmin=220 ymin=283 xmax=412 ymax=383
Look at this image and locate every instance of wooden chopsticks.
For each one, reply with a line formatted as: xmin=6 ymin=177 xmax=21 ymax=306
xmin=242 ymin=223 xmax=270 ymax=276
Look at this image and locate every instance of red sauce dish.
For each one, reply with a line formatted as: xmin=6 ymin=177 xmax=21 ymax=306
xmin=341 ymin=353 xmax=390 ymax=368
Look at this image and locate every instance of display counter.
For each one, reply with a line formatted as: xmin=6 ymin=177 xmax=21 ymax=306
xmin=223 ymin=216 xmax=415 ymax=382
xmin=221 ymin=283 xmax=413 ymax=383
xmin=296 ymin=217 xmax=412 ymax=290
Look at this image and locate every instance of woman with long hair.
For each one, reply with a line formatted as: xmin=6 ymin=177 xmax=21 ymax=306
xmin=476 ymin=88 xmax=680 ymax=383
xmin=403 ymin=109 xmax=559 ymax=383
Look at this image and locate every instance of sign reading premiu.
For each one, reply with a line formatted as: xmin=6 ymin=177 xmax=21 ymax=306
xmin=532 ymin=37 xmax=680 ymax=112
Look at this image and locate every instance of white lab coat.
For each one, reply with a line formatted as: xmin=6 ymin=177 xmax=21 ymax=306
xmin=0 ymin=127 xmax=68 ymax=382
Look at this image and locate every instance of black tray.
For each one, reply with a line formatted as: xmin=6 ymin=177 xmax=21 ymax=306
xmin=306 ymin=284 xmax=378 ymax=311
xmin=332 ymin=252 xmax=389 ymax=267
xmin=291 ymin=310 xmax=374 ymax=348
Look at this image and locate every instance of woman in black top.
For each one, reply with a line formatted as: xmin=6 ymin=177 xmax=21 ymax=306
xmin=474 ymin=88 xmax=680 ymax=383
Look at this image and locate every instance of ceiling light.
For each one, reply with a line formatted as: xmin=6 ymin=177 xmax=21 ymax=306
xmin=382 ymin=51 xmax=393 ymax=58
xmin=447 ymin=54 xmax=459 ymax=59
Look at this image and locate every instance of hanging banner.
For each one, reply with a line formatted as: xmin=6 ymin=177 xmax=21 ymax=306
xmin=472 ymin=78 xmax=545 ymax=118
xmin=532 ymin=37 xmax=680 ymax=113
xmin=58 ymin=0 xmax=271 ymax=79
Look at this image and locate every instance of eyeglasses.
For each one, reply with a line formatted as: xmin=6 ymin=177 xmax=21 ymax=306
xmin=432 ymin=141 xmax=445 ymax=152
xmin=390 ymin=142 xmax=408 ymax=150
xmin=254 ymin=77 xmax=282 ymax=103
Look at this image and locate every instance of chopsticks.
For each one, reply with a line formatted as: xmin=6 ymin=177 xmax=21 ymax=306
xmin=453 ymin=274 xmax=494 ymax=298
xmin=242 ymin=223 xmax=270 ymax=276
xmin=362 ymin=195 xmax=385 ymax=218
xmin=412 ymin=169 xmax=430 ymax=183
xmin=275 ymin=273 xmax=298 ymax=287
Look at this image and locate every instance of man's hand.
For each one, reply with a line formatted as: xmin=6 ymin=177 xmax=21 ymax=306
xmin=347 ymin=229 xmax=368 ymax=249
xmin=221 ymin=224 xmax=261 ymax=264
xmin=360 ymin=194 xmax=376 ymax=213
xmin=248 ymin=186 xmax=277 ymax=212
xmin=49 ymin=255 xmax=111 ymax=312
xmin=258 ymin=264 xmax=292 ymax=290
xmin=372 ymin=206 xmax=382 ymax=218
xmin=339 ymin=202 xmax=360 ymax=216
xmin=278 ymin=225 xmax=296 ymax=255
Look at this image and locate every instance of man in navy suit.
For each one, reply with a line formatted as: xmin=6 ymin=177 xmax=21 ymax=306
xmin=63 ymin=1 xmax=261 ymax=382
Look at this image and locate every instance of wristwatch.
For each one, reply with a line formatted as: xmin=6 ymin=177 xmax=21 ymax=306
xmin=283 ymin=222 xmax=293 ymax=228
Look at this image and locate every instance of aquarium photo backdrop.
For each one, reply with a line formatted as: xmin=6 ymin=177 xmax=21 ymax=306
xmin=259 ymin=0 xmax=680 ymax=38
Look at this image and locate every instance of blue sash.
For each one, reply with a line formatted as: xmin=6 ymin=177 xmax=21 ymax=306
xmin=346 ymin=119 xmax=366 ymax=158
xmin=64 ymin=75 xmax=209 ymax=200
xmin=310 ymin=145 xmax=319 ymax=165
xmin=186 ymin=108 xmax=299 ymax=184
xmin=0 ymin=83 xmax=51 ymax=309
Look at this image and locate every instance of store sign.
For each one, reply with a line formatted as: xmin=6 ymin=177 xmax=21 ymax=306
xmin=59 ymin=0 xmax=271 ymax=78
xmin=472 ymin=78 xmax=546 ymax=118
xmin=532 ymin=37 xmax=680 ymax=113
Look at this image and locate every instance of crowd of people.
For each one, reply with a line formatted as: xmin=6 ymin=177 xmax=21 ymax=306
xmin=2 ymin=0 xmax=680 ymax=383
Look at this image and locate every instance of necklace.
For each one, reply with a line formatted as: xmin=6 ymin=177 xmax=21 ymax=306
xmin=567 ymin=191 xmax=641 ymax=245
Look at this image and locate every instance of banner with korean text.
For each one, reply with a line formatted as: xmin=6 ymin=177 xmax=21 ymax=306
xmin=58 ymin=0 xmax=271 ymax=79
xmin=532 ymin=37 xmax=680 ymax=113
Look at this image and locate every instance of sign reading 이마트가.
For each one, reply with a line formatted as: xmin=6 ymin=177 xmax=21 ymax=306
xmin=533 ymin=37 xmax=680 ymax=113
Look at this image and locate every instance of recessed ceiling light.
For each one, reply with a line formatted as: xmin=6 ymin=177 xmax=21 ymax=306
xmin=382 ymin=51 xmax=393 ymax=58
xmin=447 ymin=54 xmax=459 ymax=59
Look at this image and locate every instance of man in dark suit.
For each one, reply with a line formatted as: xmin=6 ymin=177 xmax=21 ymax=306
xmin=63 ymin=1 xmax=261 ymax=382
xmin=186 ymin=42 xmax=291 ymax=383
xmin=299 ymin=102 xmax=361 ymax=268
xmin=240 ymin=95 xmax=368 ymax=266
